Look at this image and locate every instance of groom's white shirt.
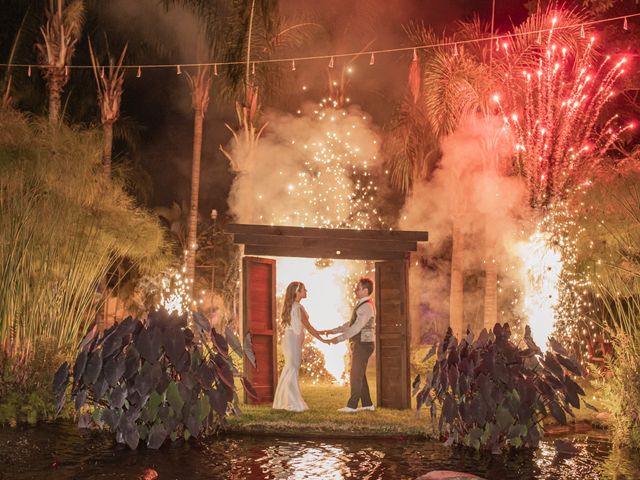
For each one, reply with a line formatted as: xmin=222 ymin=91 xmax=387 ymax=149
xmin=334 ymin=296 xmax=375 ymax=343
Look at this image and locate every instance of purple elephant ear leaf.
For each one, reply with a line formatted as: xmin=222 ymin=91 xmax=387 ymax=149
xmin=244 ymin=333 xmax=256 ymax=368
xmin=412 ymin=374 xmax=421 ymax=396
xmin=78 ymin=326 xmax=97 ymax=352
xmin=240 ymin=377 xmax=258 ymax=401
xmin=147 ymin=423 xmax=167 ymax=449
xmin=211 ymin=328 xmax=229 ymax=357
xmin=422 ymin=343 xmax=437 ymax=362
xmin=225 ymin=326 xmax=243 ymax=357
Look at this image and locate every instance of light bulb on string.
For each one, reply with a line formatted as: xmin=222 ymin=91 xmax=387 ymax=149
xmin=177 ymin=65 xmax=181 ymax=75
xmin=136 ymin=66 xmax=141 ymax=78
xmin=369 ymin=52 xmax=375 ymax=65
xmin=214 ymin=64 xmax=218 ymax=76
xmin=27 ymin=65 xmax=31 ymax=77
xmin=292 ymin=59 xmax=296 ymax=71
xmin=328 ymin=56 xmax=334 ymax=68
xmin=623 ymin=17 xmax=629 ymax=30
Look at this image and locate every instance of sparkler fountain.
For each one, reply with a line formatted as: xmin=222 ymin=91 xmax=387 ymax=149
xmin=227 ymin=97 xmax=384 ymax=381
xmin=495 ymin=19 xmax=633 ymax=352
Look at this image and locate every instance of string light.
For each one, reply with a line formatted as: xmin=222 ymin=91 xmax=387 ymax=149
xmin=136 ymin=66 xmax=141 ymax=78
xmin=214 ymin=64 xmax=218 ymax=76
xmin=27 ymin=65 xmax=31 ymax=77
xmin=412 ymin=48 xmax=417 ymax=62
xmin=2 ymin=12 xmax=637 ymax=73
xmin=292 ymin=59 xmax=296 ymax=71
xmin=177 ymin=64 xmax=181 ymax=75
xmin=623 ymin=16 xmax=629 ymax=30
xmin=328 ymin=56 xmax=334 ymax=68
xmin=454 ymin=43 xmax=459 ymax=56
xmin=369 ymin=52 xmax=375 ymax=65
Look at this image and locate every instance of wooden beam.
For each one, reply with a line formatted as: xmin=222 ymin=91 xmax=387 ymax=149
xmin=233 ymin=233 xmax=418 ymax=252
xmin=244 ymin=245 xmax=408 ymax=261
xmin=226 ymin=223 xmax=428 ymax=242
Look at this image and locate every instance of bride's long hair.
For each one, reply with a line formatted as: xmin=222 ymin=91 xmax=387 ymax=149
xmin=281 ymin=281 xmax=304 ymax=327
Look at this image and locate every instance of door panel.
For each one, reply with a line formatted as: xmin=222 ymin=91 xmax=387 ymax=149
xmin=242 ymin=256 xmax=277 ymax=404
xmin=375 ymin=259 xmax=411 ymax=409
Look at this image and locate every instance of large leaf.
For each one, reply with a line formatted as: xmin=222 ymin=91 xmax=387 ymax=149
xmin=548 ymin=400 xmax=567 ymax=424
xmin=192 ymin=312 xmax=211 ymax=338
xmin=495 ymin=405 xmax=515 ymax=431
xmin=92 ymin=374 xmax=109 ymax=401
xmin=72 ymin=351 xmax=88 ymax=388
xmin=104 ymin=354 xmax=126 ymax=386
xmin=110 ymin=384 xmax=127 ymax=409
xmin=547 ymin=337 xmax=569 ymax=357
xmin=240 ymin=377 xmax=258 ymax=401
xmin=147 ymin=423 xmax=167 ymax=449
xmin=225 ymin=326 xmax=243 ymax=357
xmin=103 ymin=408 xmax=120 ymax=430
xmin=162 ymin=326 xmax=186 ymax=364
xmin=208 ymin=388 xmax=228 ymax=416
xmin=412 ymin=374 xmax=421 ymax=396
xmin=83 ymin=350 xmax=102 ymax=385
xmin=422 ymin=343 xmax=437 ymax=362
xmin=124 ymin=346 xmax=141 ymax=379
xmin=556 ymin=354 xmax=583 ymax=377
xmin=244 ymin=333 xmax=256 ymax=368
xmin=211 ymin=327 xmax=229 ymax=357
xmin=542 ymin=352 xmax=564 ymax=380
xmin=53 ymin=362 xmax=69 ymax=399
xmin=166 ymin=381 xmax=184 ymax=413
xmin=135 ymin=327 xmax=155 ymax=363
xmin=183 ymin=401 xmax=202 ymax=438
xmin=124 ymin=423 xmax=140 ymax=450
xmin=134 ymin=363 xmax=154 ymax=398
xmin=142 ymin=391 xmax=163 ymax=423
xmin=197 ymin=361 xmax=215 ymax=390
xmin=102 ymin=330 xmax=123 ymax=359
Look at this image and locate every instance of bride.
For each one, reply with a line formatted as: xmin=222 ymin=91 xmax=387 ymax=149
xmin=272 ymin=281 xmax=325 ymax=411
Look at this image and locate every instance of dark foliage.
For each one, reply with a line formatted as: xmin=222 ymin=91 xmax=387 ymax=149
xmin=53 ymin=309 xmax=256 ymax=449
xmin=415 ymin=323 xmax=591 ymax=453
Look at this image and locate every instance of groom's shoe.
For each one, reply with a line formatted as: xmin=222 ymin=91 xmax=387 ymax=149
xmin=358 ymin=405 xmax=375 ymax=412
xmin=337 ymin=407 xmax=358 ymax=413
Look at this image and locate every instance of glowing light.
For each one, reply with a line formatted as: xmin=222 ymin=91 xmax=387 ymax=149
xmin=514 ymin=231 xmax=562 ymax=351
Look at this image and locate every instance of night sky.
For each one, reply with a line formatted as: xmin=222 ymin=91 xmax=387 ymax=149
xmin=1 ymin=0 xmax=529 ymax=217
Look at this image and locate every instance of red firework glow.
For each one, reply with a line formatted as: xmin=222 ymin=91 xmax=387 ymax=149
xmin=494 ymin=32 xmax=633 ymax=209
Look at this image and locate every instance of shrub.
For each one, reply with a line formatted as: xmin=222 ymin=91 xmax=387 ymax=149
xmin=415 ymin=323 xmax=591 ymax=453
xmin=53 ymin=309 xmax=256 ymax=449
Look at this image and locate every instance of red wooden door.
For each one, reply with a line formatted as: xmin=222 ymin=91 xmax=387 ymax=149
xmin=242 ymin=256 xmax=277 ymax=404
xmin=375 ymin=259 xmax=411 ymax=409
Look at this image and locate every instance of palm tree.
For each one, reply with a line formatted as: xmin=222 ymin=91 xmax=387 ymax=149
xmin=184 ymin=65 xmax=212 ymax=292
xmin=88 ymin=39 xmax=127 ymax=177
xmin=35 ymin=0 xmax=85 ymax=125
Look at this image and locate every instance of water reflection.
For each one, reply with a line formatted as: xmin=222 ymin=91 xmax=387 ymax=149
xmin=0 ymin=423 xmax=639 ymax=479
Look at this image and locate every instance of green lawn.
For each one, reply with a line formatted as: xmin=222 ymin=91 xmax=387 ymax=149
xmin=227 ymin=378 xmax=609 ymax=438
xmin=227 ymin=379 xmax=433 ymax=437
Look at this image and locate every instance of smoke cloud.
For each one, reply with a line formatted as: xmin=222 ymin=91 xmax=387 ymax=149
xmin=401 ymin=116 xmax=528 ymax=337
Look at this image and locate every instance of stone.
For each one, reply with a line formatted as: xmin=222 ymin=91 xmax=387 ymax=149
xmin=416 ymin=471 xmax=484 ymax=480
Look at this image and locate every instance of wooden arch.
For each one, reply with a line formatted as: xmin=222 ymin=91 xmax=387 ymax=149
xmin=226 ymin=223 xmax=429 ymax=409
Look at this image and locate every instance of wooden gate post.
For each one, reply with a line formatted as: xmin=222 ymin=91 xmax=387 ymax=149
xmin=375 ymin=258 xmax=411 ymax=409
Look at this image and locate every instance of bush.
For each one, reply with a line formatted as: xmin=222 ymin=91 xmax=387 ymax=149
xmin=415 ymin=323 xmax=590 ymax=453
xmin=53 ymin=309 xmax=256 ymax=449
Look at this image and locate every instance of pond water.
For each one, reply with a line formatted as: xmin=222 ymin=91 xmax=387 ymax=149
xmin=0 ymin=422 xmax=639 ymax=479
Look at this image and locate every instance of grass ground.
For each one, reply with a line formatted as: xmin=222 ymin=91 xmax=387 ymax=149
xmin=227 ymin=379 xmax=433 ymax=437
xmin=227 ymin=375 xmax=609 ymax=438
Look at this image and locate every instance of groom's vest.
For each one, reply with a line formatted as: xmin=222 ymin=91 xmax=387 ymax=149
xmin=349 ymin=299 xmax=375 ymax=344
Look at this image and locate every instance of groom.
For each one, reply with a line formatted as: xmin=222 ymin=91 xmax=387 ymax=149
xmin=322 ymin=277 xmax=376 ymax=413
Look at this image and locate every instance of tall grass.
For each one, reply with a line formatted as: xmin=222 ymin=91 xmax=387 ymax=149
xmin=0 ymin=108 xmax=167 ymax=399
xmin=590 ymin=177 xmax=640 ymax=449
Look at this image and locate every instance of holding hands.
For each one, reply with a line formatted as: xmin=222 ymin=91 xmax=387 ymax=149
xmin=317 ymin=329 xmax=339 ymax=344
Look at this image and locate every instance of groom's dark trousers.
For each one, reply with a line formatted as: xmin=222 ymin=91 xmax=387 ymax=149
xmin=347 ymin=341 xmax=374 ymax=409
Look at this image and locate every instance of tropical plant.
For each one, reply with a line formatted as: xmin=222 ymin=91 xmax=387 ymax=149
xmin=414 ymin=323 xmax=591 ymax=453
xmin=0 ymin=108 xmax=167 ymax=423
xmin=53 ymin=309 xmax=257 ymax=449
xmin=35 ymin=0 xmax=85 ymax=125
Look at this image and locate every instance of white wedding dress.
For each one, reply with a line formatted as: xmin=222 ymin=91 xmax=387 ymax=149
xmin=272 ymin=302 xmax=309 ymax=411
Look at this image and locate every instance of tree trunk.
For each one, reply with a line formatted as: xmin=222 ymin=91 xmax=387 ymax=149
xmin=483 ymin=257 xmax=498 ymax=331
xmin=103 ymin=122 xmax=113 ymax=177
xmin=449 ymin=222 xmax=465 ymax=338
xmin=48 ymin=72 xmax=63 ymax=125
xmin=186 ymin=108 xmax=204 ymax=294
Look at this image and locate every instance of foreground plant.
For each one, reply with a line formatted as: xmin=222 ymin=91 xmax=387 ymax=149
xmin=415 ymin=323 xmax=592 ymax=453
xmin=53 ymin=309 xmax=257 ymax=449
